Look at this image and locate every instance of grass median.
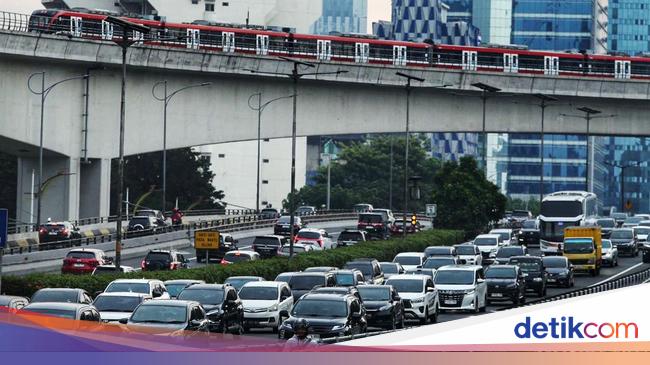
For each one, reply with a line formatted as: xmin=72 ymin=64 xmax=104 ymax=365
xmin=2 ymin=230 xmax=464 ymax=298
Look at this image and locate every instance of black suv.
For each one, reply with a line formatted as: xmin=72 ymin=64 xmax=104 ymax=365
xmin=493 ymin=246 xmax=528 ymax=265
xmin=357 ymin=285 xmax=405 ymax=330
xmin=337 ymin=229 xmax=367 ymax=247
xmin=177 ymin=284 xmax=244 ymax=334
xmin=274 ymin=216 xmax=303 ymax=236
xmin=344 ymin=258 xmax=385 ymax=285
xmin=517 ymin=219 xmax=540 ymax=246
xmin=357 ymin=213 xmax=389 ymax=240
xmin=279 ymin=293 xmax=367 ymax=339
xmin=287 ymin=272 xmax=336 ymax=301
xmin=251 ymin=235 xmax=288 ymax=258
xmin=141 ymin=250 xmax=189 ymax=271
xmin=485 ymin=265 xmax=526 ymax=305
xmin=508 ymin=256 xmax=548 ymax=297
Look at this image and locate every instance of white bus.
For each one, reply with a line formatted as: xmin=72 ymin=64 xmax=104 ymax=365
xmin=539 ymin=191 xmax=600 ymax=255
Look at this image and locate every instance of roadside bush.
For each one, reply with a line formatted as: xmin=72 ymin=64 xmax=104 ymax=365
xmin=2 ymin=230 xmax=463 ymax=298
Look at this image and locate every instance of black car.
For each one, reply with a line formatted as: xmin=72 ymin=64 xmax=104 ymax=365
xmin=357 ymin=213 xmax=390 ymax=240
xmin=609 ymin=228 xmax=638 ymax=257
xmin=542 ymin=256 xmax=575 ymax=288
xmin=273 ymin=216 xmax=303 ymax=237
xmin=344 ymin=258 xmax=385 ymax=285
xmin=485 ymin=265 xmax=526 ymax=305
xmin=517 ymin=219 xmax=540 ymax=246
xmin=424 ymin=246 xmax=457 ymax=258
xmin=357 ymin=285 xmax=405 ymax=330
xmin=421 ymin=256 xmax=458 ymax=269
xmin=493 ymin=246 xmax=528 ymax=265
xmin=120 ymin=300 xmax=211 ymax=334
xmin=126 ymin=216 xmax=162 ymax=237
xmin=279 ymin=293 xmax=367 ymax=339
xmin=251 ymin=235 xmax=288 ymax=259
xmin=141 ymin=250 xmax=189 ymax=271
xmin=508 ymin=256 xmax=547 ymax=297
xmin=596 ymin=218 xmax=616 ymax=239
xmin=331 ymin=269 xmax=365 ymax=287
xmin=287 ymin=272 xmax=337 ymax=301
xmin=337 ymin=229 xmax=367 ymax=247
xmin=177 ymin=284 xmax=244 ymax=334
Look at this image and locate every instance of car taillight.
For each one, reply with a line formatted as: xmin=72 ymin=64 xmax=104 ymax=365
xmin=62 ymin=229 xmax=69 ymax=236
xmin=141 ymin=260 xmax=146 ymax=270
xmin=170 ymin=262 xmax=178 ymax=270
xmin=39 ymin=228 xmax=47 ymax=234
xmin=317 ymin=239 xmax=322 ymax=247
xmin=220 ymin=259 xmax=229 ymax=265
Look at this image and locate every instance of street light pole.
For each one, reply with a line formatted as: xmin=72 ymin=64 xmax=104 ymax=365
xmin=471 ymin=83 xmax=501 ymax=174
xmin=389 ymin=135 xmax=394 ymax=210
xmin=533 ymin=94 xmax=558 ymax=203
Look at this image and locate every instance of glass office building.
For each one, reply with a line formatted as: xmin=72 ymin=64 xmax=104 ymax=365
xmin=608 ymin=0 xmax=650 ymax=55
xmin=444 ymin=0 xmax=473 ymax=22
xmin=311 ymin=0 xmax=368 ymax=35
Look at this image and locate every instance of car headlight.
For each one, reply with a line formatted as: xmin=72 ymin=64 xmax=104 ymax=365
xmin=411 ymin=296 xmax=425 ymax=303
xmin=463 ymin=289 xmax=475 ymax=295
xmin=268 ymin=304 xmax=279 ymax=312
xmin=332 ymin=324 xmax=346 ymax=331
xmin=378 ymin=304 xmax=392 ymax=311
xmin=533 ymin=277 xmax=543 ymax=282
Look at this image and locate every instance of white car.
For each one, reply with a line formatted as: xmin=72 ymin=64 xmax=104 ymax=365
xmin=373 ymin=209 xmax=396 ymax=225
xmin=435 ymin=265 xmax=487 ymax=313
xmin=385 ymin=274 xmax=438 ymax=325
xmin=634 ymin=226 xmax=650 ymax=243
xmin=454 ymin=244 xmax=483 ymax=266
xmin=295 ymin=228 xmax=336 ymax=249
xmin=392 ymin=252 xmax=426 ymax=270
xmin=103 ymin=279 xmax=170 ymax=300
xmin=489 ymin=228 xmax=517 ymax=246
xmin=239 ymin=281 xmax=294 ymax=333
xmin=93 ymin=292 xmax=151 ymax=323
xmin=473 ymin=234 xmax=501 ymax=265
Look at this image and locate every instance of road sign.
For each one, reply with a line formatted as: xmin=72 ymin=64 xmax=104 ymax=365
xmin=426 ymin=204 xmax=437 ymax=218
xmin=194 ymin=231 xmax=220 ymax=250
xmin=0 ymin=209 xmax=7 ymax=249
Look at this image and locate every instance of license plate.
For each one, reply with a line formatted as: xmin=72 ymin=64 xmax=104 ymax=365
xmin=444 ymin=300 xmax=457 ymax=305
xmin=548 ymin=279 xmax=556 ymax=283
xmin=491 ymin=293 xmax=503 ymax=297
xmin=282 ymin=225 xmax=289 ymax=228
xmin=49 ymin=232 xmax=58 ymax=235
xmin=74 ymin=263 xmax=85 ymax=267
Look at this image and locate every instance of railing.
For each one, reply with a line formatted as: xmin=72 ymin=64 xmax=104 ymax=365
xmin=0 ymin=12 xmax=30 ymax=32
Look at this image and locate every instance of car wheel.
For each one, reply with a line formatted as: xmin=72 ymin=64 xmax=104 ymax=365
xmin=430 ymin=304 xmax=438 ymax=323
xmin=519 ymin=294 xmax=526 ymax=305
xmin=420 ymin=307 xmax=429 ymax=325
xmin=397 ymin=312 xmax=405 ymax=329
xmin=472 ymin=299 xmax=480 ymax=314
xmin=615 ymin=256 xmax=619 ymax=266
xmin=479 ymin=297 xmax=487 ymax=313
xmin=542 ymin=286 xmax=547 ymax=297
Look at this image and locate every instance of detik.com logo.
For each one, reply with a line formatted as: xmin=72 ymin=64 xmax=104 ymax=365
xmin=514 ymin=316 xmax=639 ymax=339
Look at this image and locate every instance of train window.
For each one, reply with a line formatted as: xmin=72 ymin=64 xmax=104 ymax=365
xmin=101 ymin=20 xmax=114 ymax=40
xmin=132 ymin=30 xmax=144 ymax=42
xmin=544 ymin=56 xmax=559 ymax=76
xmin=355 ymin=43 xmax=369 ymax=63
xmin=222 ymin=32 xmax=235 ymax=52
xmin=256 ymin=35 xmax=269 ymax=55
xmin=558 ymin=58 xmax=584 ymax=74
xmin=393 ymin=45 xmax=407 ymax=66
xmin=317 ymin=40 xmax=332 ymax=61
xmin=477 ymin=52 xmax=502 ymax=70
xmin=462 ymin=50 xmax=477 ymax=71
xmin=615 ymin=60 xmax=631 ymax=79
xmin=504 ymin=54 xmax=518 ymax=73
xmin=70 ymin=16 xmax=82 ymax=37
xmin=631 ymin=61 xmax=650 ymax=78
xmin=186 ymin=29 xmax=200 ymax=49
xmin=407 ymin=47 xmax=429 ymax=64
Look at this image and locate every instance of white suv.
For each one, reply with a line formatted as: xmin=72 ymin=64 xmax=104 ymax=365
xmin=392 ymin=252 xmax=426 ymax=270
xmin=385 ymin=274 xmax=438 ymax=325
xmin=239 ymin=281 xmax=294 ymax=333
xmin=489 ymin=228 xmax=517 ymax=246
xmin=103 ymin=279 xmax=170 ymax=300
xmin=454 ymin=244 xmax=483 ymax=265
xmin=435 ymin=265 xmax=487 ymax=313
xmin=473 ymin=234 xmax=501 ymax=265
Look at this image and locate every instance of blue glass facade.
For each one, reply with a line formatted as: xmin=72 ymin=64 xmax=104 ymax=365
xmin=311 ymin=0 xmax=368 ymax=35
xmin=430 ymin=133 xmax=479 ymax=162
xmin=444 ymin=0 xmax=473 ymax=22
xmin=608 ymin=0 xmax=650 ymax=54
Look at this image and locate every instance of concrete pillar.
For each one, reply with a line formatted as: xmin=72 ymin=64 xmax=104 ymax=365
xmin=79 ymin=158 xmax=111 ymax=219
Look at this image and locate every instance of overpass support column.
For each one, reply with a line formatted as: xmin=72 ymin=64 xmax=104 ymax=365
xmin=79 ymin=158 xmax=111 ymax=220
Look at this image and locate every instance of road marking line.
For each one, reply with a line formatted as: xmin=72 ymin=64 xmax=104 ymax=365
xmin=590 ymin=262 xmax=644 ymax=287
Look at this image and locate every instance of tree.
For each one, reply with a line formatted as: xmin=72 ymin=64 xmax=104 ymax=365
xmin=0 ymin=151 xmax=17 ymax=219
xmin=110 ymin=148 xmax=225 ymax=214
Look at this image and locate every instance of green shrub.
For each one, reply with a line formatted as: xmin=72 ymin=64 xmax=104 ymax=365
xmin=3 ymin=230 xmax=463 ymax=298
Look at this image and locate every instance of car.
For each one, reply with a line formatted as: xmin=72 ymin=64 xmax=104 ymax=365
xmin=331 ymin=269 xmax=365 ymax=287
xmin=634 ymin=226 xmax=650 ymax=246
xmin=404 ymin=267 xmax=436 ymax=280
xmin=609 ymin=228 xmax=639 ymax=257
xmin=601 ymin=239 xmax=619 ymax=267
xmin=295 ymin=228 xmax=335 ymax=249
xmin=120 ymin=300 xmax=211 ymax=334
xmin=304 ymin=266 xmax=338 ymax=273
xmin=434 ymin=265 xmax=488 ymax=313
xmin=510 ymin=210 xmax=533 ymax=224
xmin=474 ymin=234 xmax=501 ymax=265
xmin=639 ymin=220 xmax=650 ymax=227
xmin=517 ymin=219 xmax=540 ymax=246
xmin=134 ymin=209 xmax=167 ymax=226
xmin=454 ymin=244 xmax=483 ymax=265
xmin=0 ymin=295 xmax=29 ymax=311
xmin=61 ymin=249 xmax=112 ymax=275
xmin=424 ymin=246 xmax=457 ymax=258
xmin=278 ymin=293 xmax=367 ymax=339
xmin=357 ymin=213 xmax=390 ymax=240
xmin=23 ymin=303 xmax=100 ymax=321
xmin=422 ymin=256 xmax=459 ymax=270
xmin=622 ymin=216 xmax=644 ymax=228
xmin=177 ymin=284 xmax=244 ymax=334
xmin=164 ymin=280 xmax=205 ymax=299
xmin=379 ymin=262 xmax=405 ymax=279
xmin=485 ymin=265 xmax=526 ymax=305
xmin=93 ymin=292 xmax=151 ymax=323
xmin=38 ymin=221 xmax=81 ymax=244
xmin=611 ymin=212 xmax=628 ymax=227
xmin=287 ymin=272 xmax=337 ymax=301
xmin=390 ymin=218 xmax=422 ymax=236
xmin=489 ymin=229 xmax=517 ymax=246
xmin=508 ymin=256 xmax=548 ymax=297
xmin=296 ymin=206 xmax=316 ymax=216
xmin=251 ymin=235 xmax=288 ymax=258
xmin=31 ymin=288 xmax=93 ymax=304
xmin=103 ymin=279 xmax=170 ymax=300
xmin=336 ymin=229 xmax=367 ymax=247
xmin=596 ymin=218 xmax=616 ymax=239
xmin=310 ymin=286 xmax=364 ymax=303
xmin=353 ymin=203 xmax=374 ymax=213
xmin=542 ymin=256 xmax=575 ymax=288
xmin=372 ymin=209 xmax=396 ymax=225
xmin=642 ymin=240 xmax=650 ymax=263
xmin=195 ymin=233 xmax=239 ymax=263
xmin=274 ymin=216 xmax=303 ymax=237
xmin=344 ymin=258 xmax=385 ymax=285
xmin=274 ymin=272 xmax=300 ymax=284
xmin=126 ymin=216 xmax=160 ymax=236
xmin=141 ymin=250 xmax=190 ymax=271
xmin=224 ymin=276 xmax=265 ymax=292
xmin=220 ymin=250 xmax=261 ymax=264
xmin=493 ymin=246 xmax=529 ymax=265
xmin=278 ymin=243 xmax=317 ymax=257
xmin=357 ymin=285 xmax=405 ymax=330
xmin=635 ymin=213 xmax=650 ymax=221
xmin=92 ymin=265 xmax=136 ymax=276
xmin=240 ymin=281 xmax=293 ymax=333
xmin=260 ymin=208 xmax=280 ymax=219
xmin=385 ymin=274 xmax=438 ymax=324
xmin=392 ymin=252 xmax=427 ymax=270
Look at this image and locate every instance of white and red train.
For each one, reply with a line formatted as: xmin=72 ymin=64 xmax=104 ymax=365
xmin=29 ymin=9 xmax=650 ymax=80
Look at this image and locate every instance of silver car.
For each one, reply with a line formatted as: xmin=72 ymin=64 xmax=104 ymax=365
xmin=601 ymin=239 xmax=619 ymax=267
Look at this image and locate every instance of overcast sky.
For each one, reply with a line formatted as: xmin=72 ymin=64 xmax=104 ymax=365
xmin=3 ymin=0 xmax=392 ymax=30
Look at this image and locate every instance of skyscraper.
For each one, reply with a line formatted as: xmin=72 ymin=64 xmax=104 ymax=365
xmin=311 ymin=0 xmax=368 ymax=35
xmin=608 ymin=0 xmax=650 ymax=55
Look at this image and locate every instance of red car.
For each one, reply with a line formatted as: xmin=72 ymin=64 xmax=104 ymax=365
xmin=61 ymin=249 xmax=111 ymax=275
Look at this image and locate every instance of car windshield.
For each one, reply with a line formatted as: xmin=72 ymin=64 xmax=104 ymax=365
xmin=385 ymin=279 xmax=423 ymax=293
xmin=610 ymin=230 xmax=634 ymax=239
xmin=393 ymin=256 xmax=422 ymax=266
xmin=281 ymin=246 xmax=306 ymax=254
xmin=225 ymin=278 xmax=258 ymax=291
xmin=474 ymin=237 xmax=497 ymax=246
xmin=358 ymin=287 xmax=391 ymax=301
xmin=277 ymin=216 xmax=298 ymax=224
xmin=423 ymin=257 xmax=455 ymax=269
xmin=496 ymin=247 xmax=524 ymax=258
xmin=25 ymin=308 xmax=76 ymax=319
xmin=486 ymin=267 xmax=516 ymax=279
xmin=597 ymin=219 xmax=616 ymax=228
xmin=178 ymin=289 xmax=225 ymax=305
xmin=66 ymin=252 xmax=96 ymax=259
xmin=425 ymin=247 xmax=452 ymax=255
xmin=31 ymin=291 xmax=78 ymax=303
xmin=634 ymin=227 xmax=650 ymax=235
xmin=239 ymin=286 xmax=278 ymax=300
xmin=335 ymin=273 xmax=355 ymax=286
xmin=105 ymin=283 xmax=150 ymax=294
xmin=146 ymin=253 xmax=172 ymax=262
xmin=224 ymin=253 xmax=252 ymax=262
xmin=434 ymin=270 xmax=475 ymax=285
xmin=254 ymin=237 xmax=281 ymax=246
xmin=130 ymin=305 xmax=187 ymax=324
xmin=289 ymin=276 xmax=326 ymax=290
xmin=275 ymin=274 xmax=294 ymax=283
xmin=509 ymin=259 xmax=542 ymax=272
xmin=165 ymin=284 xmax=190 ymax=298
xmin=455 ymin=246 xmax=476 ymax=255
xmin=344 ymin=263 xmax=373 ymax=277
xmin=380 ymin=263 xmax=399 ymax=274
xmin=564 ymin=239 xmax=594 ymax=254
xmin=261 ymin=209 xmax=277 ymax=214
xmin=297 ymin=231 xmax=321 ymax=239
xmin=612 ymin=213 xmax=627 ymax=220
xmin=292 ymin=299 xmax=348 ymax=317
xmin=602 ymin=240 xmax=612 ymax=249
xmin=522 ymin=220 xmax=537 ymax=229
xmin=543 ymin=257 xmax=568 ymax=268
xmin=492 ymin=232 xmax=510 ymax=241
xmin=94 ymin=296 xmax=141 ymax=312
xmin=339 ymin=232 xmax=363 ymax=241
xmin=359 ymin=214 xmax=382 ymax=223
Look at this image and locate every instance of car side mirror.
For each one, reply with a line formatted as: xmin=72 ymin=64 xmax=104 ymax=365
xmin=477 ymin=278 xmax=485 ymax=284
xmin=118 ymin=318 xmax=128 ymax=325
xmin=279 ymin=310 xmax=289 ymax=318
xmin=189 ymin=320 xmax=203 ymax=328
xmin=426 ymin=287 xmax=435 ymax=293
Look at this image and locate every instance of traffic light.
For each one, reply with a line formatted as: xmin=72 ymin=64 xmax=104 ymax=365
xmin=411 ymin=214 xmax=418 ymax=226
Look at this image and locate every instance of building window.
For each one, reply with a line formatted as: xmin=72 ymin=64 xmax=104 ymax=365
xmin=218 ymin=154 xmax=225 ymax=158
xmin=206 ymin=3 xmax=215 ymax=12
xmin=263 ymin=138 xmax=270 ymax=142
xmin=262 ymin=180 xmax=269 ymax=184
xmin=263 ymin=159 xmax=270 ymax=163
xmin=222 ymin=2 xmax=229 ymax=6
